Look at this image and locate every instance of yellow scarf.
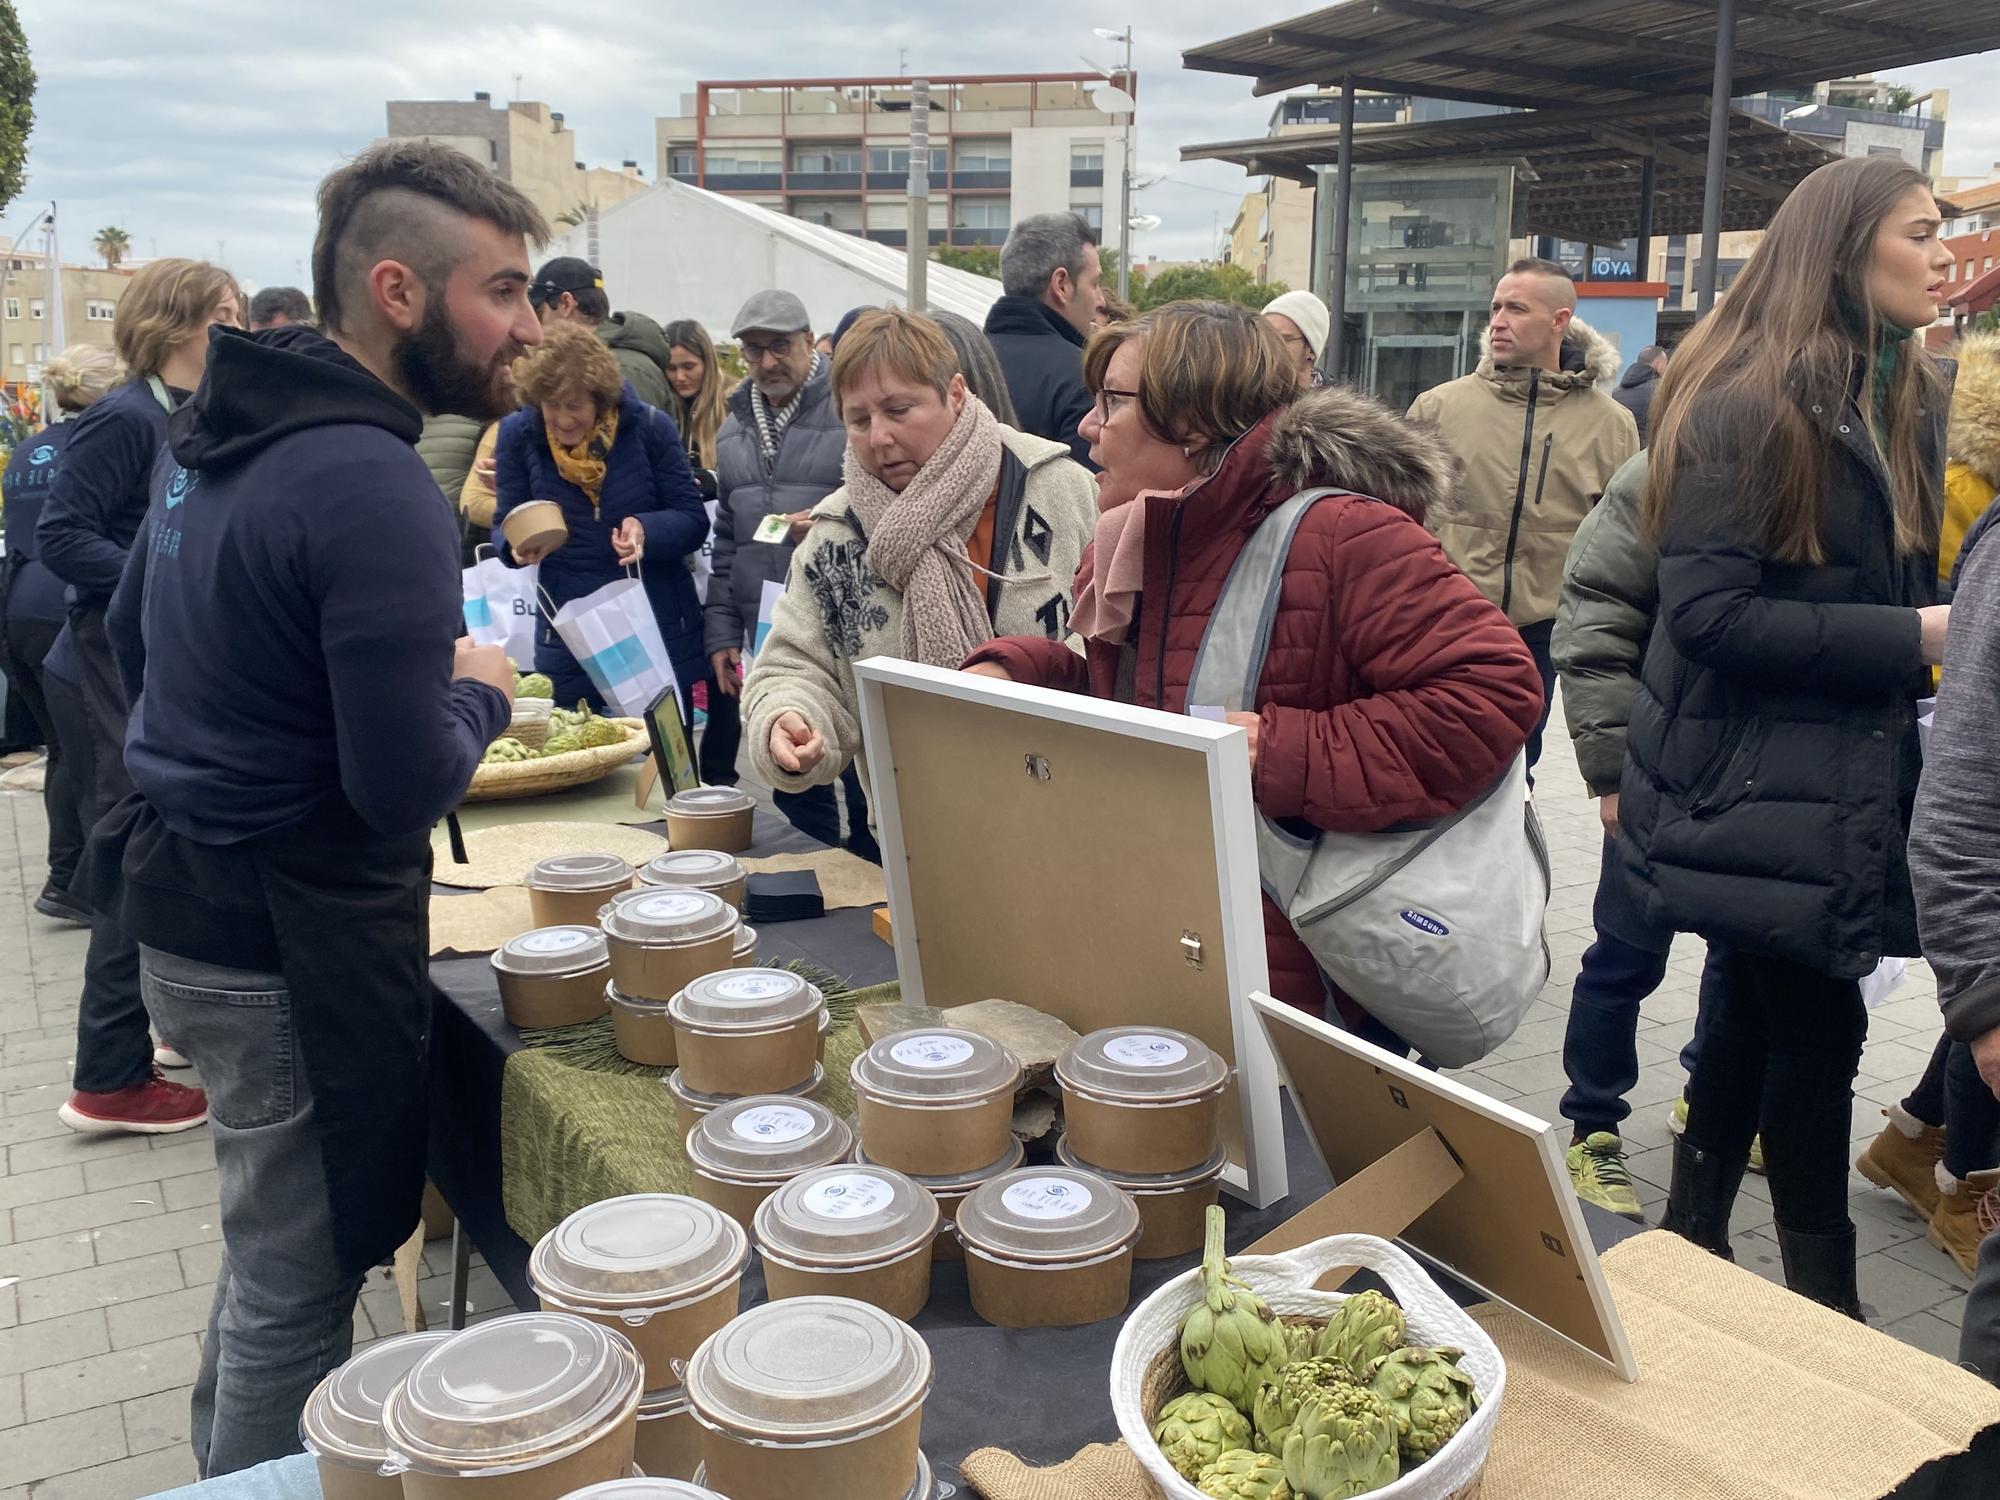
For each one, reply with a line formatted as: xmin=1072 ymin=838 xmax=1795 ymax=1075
xmin=548 ymin=407 xmax=619 ymax=513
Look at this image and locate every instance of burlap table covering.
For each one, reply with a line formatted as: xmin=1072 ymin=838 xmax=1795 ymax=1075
xmin=739 ymin=846 xmax=889 ymax=911
xmin=961 ymin=1231 xmax=2000 ymax=1500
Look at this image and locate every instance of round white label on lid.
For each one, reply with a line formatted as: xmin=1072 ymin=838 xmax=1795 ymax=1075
xmin=631 ymin=892 xmax=705 ymax=920
xmin=728 ymin=1105 xmax=816 ymax=1144
xmin=516 ymin=928 xmax=592 ymax=955
xmin=1102 ymin=1033 xmax=1190 ymax=1068
xmin=712 ymin=974 xmax=793 ymax=1001
xmin=889 ymin=1034 xmax=976 ymax=1069
xmin=1001 ymin=1176 xmax=1093 ymax=1220
xmin=801 ymin=1172 xmax=897 ymax=1220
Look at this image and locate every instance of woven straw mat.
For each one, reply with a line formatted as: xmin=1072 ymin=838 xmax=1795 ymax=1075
xmin=429 ymin=819 xmax=667 ymax=890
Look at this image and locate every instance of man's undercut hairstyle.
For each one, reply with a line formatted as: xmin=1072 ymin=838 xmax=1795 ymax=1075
xmin=1000 ymin=212 xmax=1097 ymax=300
xmin=571 ymin=285 xmax=610 ymax=321
xmin=249 ymin=285 xmax=314 ymax=327
xmin=312 ymin=140 xmax=550 ymax=336
xmin=1503 ymin=257 xmax=1577 ymax=311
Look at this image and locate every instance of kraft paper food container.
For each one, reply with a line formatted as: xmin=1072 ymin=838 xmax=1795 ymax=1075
xmin=684 ymin=1095 xmax=855 ymax=1230
xmin=491 ymin=927 xmax=612 ymax=1031
xmin=664 ymin=787 xmax=756 ymax=854
xmin=691 ymin=1452 xmax=933 ymax=1500
xmin=602 ymin=890 xmax=738 ymax=1004
xmin=665 ymin=1064 xmax=824 ymax=1148
xmin=754 ymin=1164 xmax=940 ymax=1320
xmin=607 ymin=984 xmax=678 ymax=1068
xmin=379 ymin=1312 xmax=642 ymax=1500
xmin=301 ymin=1330 xmax=452 ymax=1500
xmin=666 ymin=969 xmax=823 ymax=1096
xmin=631 ymin=1387 xmax=702 ymax=1483
xmin=853 ymin=1138 xmax=1022 ymax=1264
xmin=638 ymin=850 xmax=747 ymax=916
xmin=528 ymin=854 xmax=638 ymax=929
xmin=529 ymin=1195 xmax=750 ymax=1391
xmin=850 ymin=1029 xmax=1022 ymax=1176
xmin=684 ymin=1296 xmax=931 ymax=1500
xmin=502 ymin=499 xmax=569 ymax=558
xmin=955 ymin=1167 xmax=1142 ymax=1329
xmin=731 ymin=923 xmax=757 ymax=968
xmin=1052 ymin=1136 xmax=1226 ymax=1261
xmin=1055 ymin=1026 xmax=1230 ymax=1176
xmin=560 ymin=1481 xmax=725 ymax=1500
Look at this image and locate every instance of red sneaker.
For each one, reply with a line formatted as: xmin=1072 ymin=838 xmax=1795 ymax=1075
xmin=58 ymin=1069 xmax=208 ymax=1135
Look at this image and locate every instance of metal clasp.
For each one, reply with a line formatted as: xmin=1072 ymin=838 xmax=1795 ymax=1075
xmin=1024 ymin=754 xmax=1051 ymax=781
xmin=1180 ymin=930 xmax=1205 ymax=970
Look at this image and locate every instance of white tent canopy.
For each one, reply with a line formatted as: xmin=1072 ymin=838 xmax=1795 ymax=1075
xmin=549 ymin=179 xmax=1004 ymax=339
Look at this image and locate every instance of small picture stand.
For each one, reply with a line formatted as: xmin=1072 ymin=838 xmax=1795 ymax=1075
xmin=633 ymin=687 xmax=701 ymax=811
xmin=1248 ymin=992 xmax=1638 ymax=1381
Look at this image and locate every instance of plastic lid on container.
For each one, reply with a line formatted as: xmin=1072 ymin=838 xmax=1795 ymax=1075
xmin=732 ymin=923 xmax=757 ymax=958
xmin=300 ymin=1331 xmax=453 ymax=1466
xmin=601 ymin=889 xmax=735 ymax=948
xmin=1056 ymin=1026 xmax=1229 ymax=1103
xmin=527 ymin=853 xmax=635 ymax=892
xmin=684 ymin=1296 xmax=931 ymax=1442
xmin=850 ymin=1028 xmax=1021 ymax=1103
xmin=639 ymin=850 xmax=746 ymax=890
xmin=853 ymin=1134 xmax=1024 ymax=1192
xmin=667 ymin=787 xmax=756 ymax=819
xmin=492 ymin=926 xmax=610 ymax=978
xmin=755 ymin=1164 xmax=940 ymax=1265
xmin=955 ymin=1167 xmax=1142 ymax=1265
xmin=559 ymin=1482 xmax=725 ymax=1500
xmin=530 ymin=1194 xmax=749 ymax=1308
xmin=1053 ymin=1135 xmax=1229 ymax=1192
xmin=380 ymin=1313 xmax=642 ymax=1475
xmin=685 ymin=1095 xmax=853 ymax=1181
xmin=668 ymin=968 xmax=821 ymax=1033
xmin=637 ymin=1385 xmax=691 ymax=1419
xmin=667 ymin=1063 xmax=824 ymax=1112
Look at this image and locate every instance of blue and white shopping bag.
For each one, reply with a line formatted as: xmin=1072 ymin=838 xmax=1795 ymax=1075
xmin=551 ymin=575 xmax=680 ymax=717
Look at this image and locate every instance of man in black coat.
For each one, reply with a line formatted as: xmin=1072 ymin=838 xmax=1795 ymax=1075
xmin=982 ymin=212 xmax=1105 ymax=469
xmin=1612 ymin=344 xmax=1667 ymax=444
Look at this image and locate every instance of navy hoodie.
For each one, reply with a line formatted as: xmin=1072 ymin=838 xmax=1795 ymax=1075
xmin=36 ymin=377 xmax=174 ymax=608
xmin=3 ymin=422 xmax=79 ymax=623
xmin=110 ymin=325 xmax=509 ymax=845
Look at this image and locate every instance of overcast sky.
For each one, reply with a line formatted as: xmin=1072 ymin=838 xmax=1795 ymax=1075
xmin=13 ymin=1 xmax=2000 ymax=294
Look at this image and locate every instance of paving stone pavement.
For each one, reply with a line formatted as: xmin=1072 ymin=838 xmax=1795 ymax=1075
xmin=0 ymin=707 xmax=1979 ymax=1495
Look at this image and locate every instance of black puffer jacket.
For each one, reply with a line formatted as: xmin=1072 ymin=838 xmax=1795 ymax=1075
xmin=1616 ymin=372 xmax=1947 ymax=978
xmin=983 ymin=295 xmax=1095 ymax=470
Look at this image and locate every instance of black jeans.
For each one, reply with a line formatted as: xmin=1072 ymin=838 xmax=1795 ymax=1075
xmin=772 ymin=764 xmax=872 ymax=851
xmin=1517 ymin=618 xmax=1557 ymax=776
xmin=1683 ymin=949 xmax=1868 ymax=1236
xmin=699 ymin=676 xmax=742 ymax=786
xmin=1903 ymin=1034 xmax=2000 ymax=1180
xmin=3 ymin=615 xmax=83 ymax=890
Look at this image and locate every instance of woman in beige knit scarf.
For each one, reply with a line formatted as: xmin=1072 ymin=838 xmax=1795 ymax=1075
xmin=742 ymin=307 xmax=1096 ymax=809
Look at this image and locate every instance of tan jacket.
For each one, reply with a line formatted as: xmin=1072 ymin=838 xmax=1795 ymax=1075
xmin=460 ymin=422 xmax=500 ymax=530
xmin=1408 ymin=319 xmax=1638 ymax=626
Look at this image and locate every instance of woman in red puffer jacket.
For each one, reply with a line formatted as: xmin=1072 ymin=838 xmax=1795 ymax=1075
xmin=964 ymin=301 xmax=1542 ymax=1040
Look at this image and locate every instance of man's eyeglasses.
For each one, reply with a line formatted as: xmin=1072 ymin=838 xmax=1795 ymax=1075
xmin=1094 ymin=386 xmax=1139 ymax=422
xmin=740 ymin=336 xmax=800 ymax=365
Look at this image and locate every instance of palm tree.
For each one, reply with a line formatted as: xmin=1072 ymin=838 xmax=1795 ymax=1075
xmin=93 ymin=226 xmax=130 ymax=269
xmin=555 ymin=202 xmax=590 ymax=229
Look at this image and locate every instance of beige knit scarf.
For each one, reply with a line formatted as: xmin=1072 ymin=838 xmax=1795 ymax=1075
xmin=841 ymin=393 xmax=1008 ymax=668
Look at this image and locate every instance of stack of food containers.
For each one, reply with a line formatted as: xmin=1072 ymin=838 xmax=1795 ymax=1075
xmin=596 ymin=891 xmax=740 ymax=1067
xmin=300 ymin=1331 xmax=452 ymax=1498
xmin=662 ymin=968 xmax=832 ymax=1135
xmin=682 ymin=1095 xmax=854 ymax=1229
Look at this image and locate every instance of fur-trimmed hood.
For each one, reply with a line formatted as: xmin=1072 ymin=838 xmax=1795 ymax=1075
xmin=1259 ymin=384 xmax=1459 ymax=524
xmin=1949 ymin=329 xmax=2000 ymax=489
xmin=1476 ymin=315 xmax=1621 ymax=393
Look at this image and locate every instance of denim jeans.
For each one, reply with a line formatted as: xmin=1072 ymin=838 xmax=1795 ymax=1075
xmin=139 ymin=947 xmax=364 ymax=1478
xmin=1518 ymin=619 xmax=1557 ymax=776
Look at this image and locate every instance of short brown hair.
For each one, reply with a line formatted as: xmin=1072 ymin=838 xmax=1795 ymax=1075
xmin=312 ymin=140 xmax=550 ymax=335
xmin=513 ymin=320 xmax=622 ymax=409
xmin=1502 ymin=257 xmax=1577 ymax=310
xmin=1083 ymin=300 xmax=1296 ymax=474
xmin=113 ymin=259 xmax=241 ymax=379
xmin=830 ymin=307 xmax=959 ymax=405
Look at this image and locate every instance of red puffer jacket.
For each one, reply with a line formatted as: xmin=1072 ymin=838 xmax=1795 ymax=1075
xmin=966 ymin=386 xmax=1544 ymax=1023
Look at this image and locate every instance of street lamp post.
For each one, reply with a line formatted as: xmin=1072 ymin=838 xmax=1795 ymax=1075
xmin=1093 ymin=26 xmax=1135 ymax=301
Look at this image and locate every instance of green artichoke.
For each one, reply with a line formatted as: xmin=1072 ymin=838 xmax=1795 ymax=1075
xmin=1180 ymin=1205 xmax=1290 ymax=1410
xmin=1282 ymin=1322 xmax=1319 ymax=1367
xmin=1196 ymin=1448 xmax=1292 ymax=1500
xmin=538 ymin=731 xmax=585 ymax=757
xmin=1252 ymin=1357 xmax=1354 ymax=1457
xmin=577 ymin=714 xmax=626 ymax=749
xmin=516 ymin=672 xmax=554 ymax=699
xmin=481 ymin=736 xmax=533 ymax=764
xmin=1365 ymin=1346 xmax=1477 ymax=1463
xmin=1280 ymin=1385 xmax=1400 ymax=1500
xmin=1314 ymin=1291 xmax=1406 ymax=1378
xmin=1154 ymin=1392 xmax=1252 ymax=1482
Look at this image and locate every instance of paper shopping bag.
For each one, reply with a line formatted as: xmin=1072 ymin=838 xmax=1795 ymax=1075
xmin=462 ymin=555 xmax=538 ymax=672
xmin=551 ymin=576 xmax=680 ymax=717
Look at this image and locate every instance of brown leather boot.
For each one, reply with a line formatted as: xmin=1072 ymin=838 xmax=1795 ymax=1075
xmin=1855 ymin=1102 xmax=1946 ymax=1219
xmin=1926 ymin=1164 xmax=2000 ymax=1278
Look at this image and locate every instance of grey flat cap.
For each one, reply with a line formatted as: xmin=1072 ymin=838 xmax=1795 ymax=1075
xmin=731 ymin=290 xmax=811 ymax=338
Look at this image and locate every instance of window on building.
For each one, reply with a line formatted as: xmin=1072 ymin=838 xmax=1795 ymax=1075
xmin=954 ymin=140 xmax=1012 ymax=173
xmin=669 ymin=148 xmax=697 ymax=175
xmin=791 ymin=145 xmax=862 ymax=174
xmin=1988 ymin=257 xmax=1996 ymax=272
xmin=86 ymin=299 xmax=116 ymax=321
xmin=1071 ymin=202 xmax=1103 ymax=231
xmin=2 ymin=298 xmax=16 ymax=320
xmin=29 ymin=298 xmax=42 ymax=320
xmin=867 ymin=146 xmax=946 ymax=174
xmin=1070 ymin=142 xmax=1105 ymax=172
xmin=1949 ymin=262 xmax=1958 ymax=282
xmin=795 ymin=197 xmax=864 ymax=231
xmin=953 ymin=199 xmax=1011 ymax=230
xmin=703 ymin=148 xmax=782 ymax=175
xmin=31 ymin=342 xmax=42 ymax=362
xmin=8 ymin=344 xmax=20 ymax=367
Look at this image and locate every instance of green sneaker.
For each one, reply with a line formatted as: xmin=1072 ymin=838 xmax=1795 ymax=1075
xmin=1567 ymin=1132 xmax=1645 ymax=1220
xmin=1668 ymin=1095 xmax=1765 ymax=1174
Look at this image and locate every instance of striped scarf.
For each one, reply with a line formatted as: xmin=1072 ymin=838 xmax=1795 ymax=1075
xmin=749 ymin=352 xmax=824 ymax=474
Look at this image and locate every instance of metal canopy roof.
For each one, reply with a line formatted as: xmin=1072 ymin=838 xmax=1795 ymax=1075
xmin=1185 ymin=0 xmax=2000 ymax=107
xmin=1182 ymin=97 xmax=1839 ymax=244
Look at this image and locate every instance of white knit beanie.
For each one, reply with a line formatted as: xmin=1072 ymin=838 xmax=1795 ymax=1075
xmin=1262 ymin=290 xmax=1331 ymax=358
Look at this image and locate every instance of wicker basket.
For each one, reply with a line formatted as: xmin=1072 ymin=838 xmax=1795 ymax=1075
xmin=509 ymin=696 xmax=555 ymax=750
xmin=464 ymin=718 xmax=648 ymax=802
xmin=1113 ymin=1234 xmax=1503 ymax=1500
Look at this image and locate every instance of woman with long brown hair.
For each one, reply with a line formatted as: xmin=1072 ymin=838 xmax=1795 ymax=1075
xmin=1616 ymin=156 xmax=1956 ymax=1313
xmin=662 ymin=318 xmax=736 ymax=483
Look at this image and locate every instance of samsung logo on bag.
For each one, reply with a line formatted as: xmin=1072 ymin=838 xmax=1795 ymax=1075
xmin=1400 ymin=910 xmax=1450 ymax=937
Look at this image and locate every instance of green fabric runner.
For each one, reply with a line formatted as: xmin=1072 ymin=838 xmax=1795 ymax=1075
xmin=498 ymin=972 xmax=898 ymax=1244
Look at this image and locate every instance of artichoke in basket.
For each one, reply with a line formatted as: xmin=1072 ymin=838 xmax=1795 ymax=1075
xmin=1314 ymin=1291 xmax=1406 ymax=1378
xmin=1365 ymin=1346 xmax=1478 ymax=1464
xmin=1180 ymin=1205 xmax=1290 ymax=1410
xmin=1252 ymin=1357 xmax=1355 ymax=1458
xmin=1153 ymin=1392 xmax=1252 ymax=1482
xmin=1282 ymin=1321 xmax=1319 ymax=1368
xmin=1196 ymin=1448 xmax=1292 ymax=1500
xmin=577 ymin=714 xmax=626 ymax=749
xmin=516 ymin=672 xmax=554 ymax=698
xmin=481 ymin=736 xmax=533 ymax=764
xmin=1280 ymin=1385 xmax=1400 ymax=1500
xmin=539 ymin=731 xmax=584 ymax=757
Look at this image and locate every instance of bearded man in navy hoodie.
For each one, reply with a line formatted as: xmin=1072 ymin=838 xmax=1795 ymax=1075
xmin=93 ymin=142 xmax=543 ymax=1476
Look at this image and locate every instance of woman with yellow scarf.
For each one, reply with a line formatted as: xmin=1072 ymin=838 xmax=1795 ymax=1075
xmin=494 ymin=322 xmax=709 ymax=713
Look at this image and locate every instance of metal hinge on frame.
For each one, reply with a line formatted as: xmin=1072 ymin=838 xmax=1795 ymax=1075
xmin=1180 ymin=930 xmax=1205 ymax=970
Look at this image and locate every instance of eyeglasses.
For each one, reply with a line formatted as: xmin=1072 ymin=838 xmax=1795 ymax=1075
xmin=1094 ymin=386 xmax=1139 ymax=421
xmin=740 ymin=336 xmax=799 ymax=365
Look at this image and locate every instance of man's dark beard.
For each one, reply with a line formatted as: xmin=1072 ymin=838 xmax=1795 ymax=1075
xmin=395 ymin=296 xmax=519 ymax=421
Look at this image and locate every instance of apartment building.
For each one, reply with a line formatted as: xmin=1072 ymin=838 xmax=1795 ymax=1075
xmin=384 ymin=95 xmax=649 ymax=231
xmin=654 ymin=74 xmax=1134 ymax=250
xmin=0 ymin=246 xmax=131 ymax=393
